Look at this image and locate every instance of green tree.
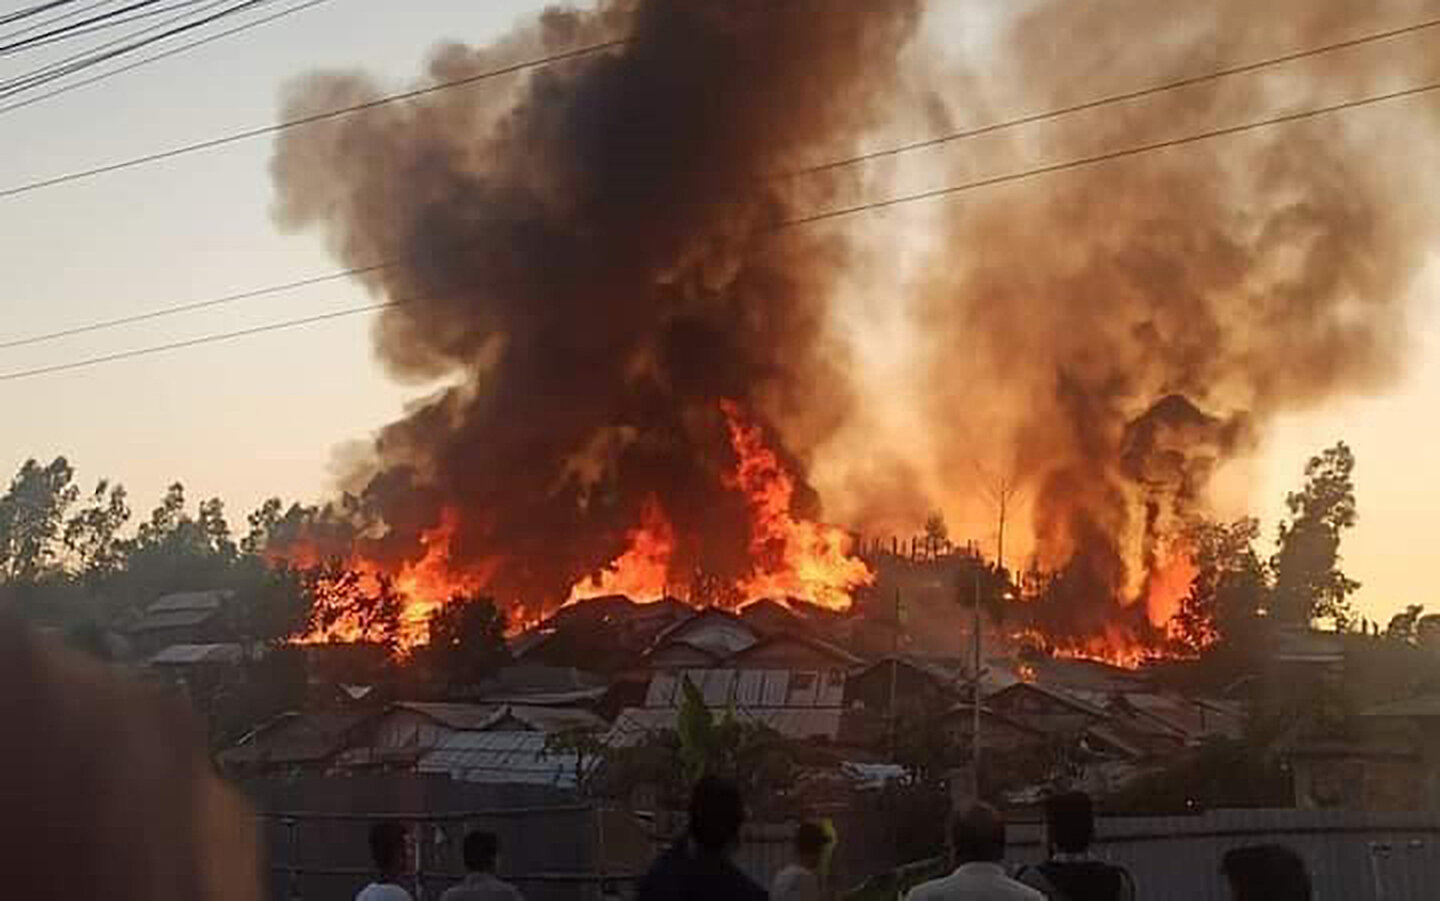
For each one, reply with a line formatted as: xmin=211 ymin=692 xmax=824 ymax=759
xmin=1386 ymin=604 xmax=1425 ymax=644
xmin=0 ymin=457 xmax=80 ymax=582
xmin=1174 ymin=517 xmax=1269 ymax=653
xmin=63 ymin=480 xmax=131 ymax=582
xmin=134 ymin=482 xmax=188 ymax=549
xmin=651 ymin=676 xmax=797 ymax=808
xmin=230 ymin=558 xmax=311 ymax=645
xmin=198 ymin=497 xmax=236 ymax=561
xmin=422 ymin=594 xmax=510 ymax=687
xmin=542 ymin=726 xmax=610 ymax=794
xmin=1272 ymin=442 xmax=1360 ymax=628
xmin=109 ymin=483 xmax=237 ymax=609
xmin=241 ymin=497 xmax=285 ymax=554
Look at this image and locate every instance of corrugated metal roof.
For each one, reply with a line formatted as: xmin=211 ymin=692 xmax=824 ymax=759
xmin=608 ymin=705 xmax=842 ymax=744
xmin=489 ymin=704 xmax=607 ymax=733
xmin=129 ymin=608 xmax=220 ymax=633
xmin=643 ymin=669 xmax=846 ymax=709
xmin=698 ymin=668 xmax=734 ymax=706
xmin=724 ymin=632 xmax=863 ymax=668
xmin=739 ymin=707 xmax=843 ymax=739
xmin=1363 ymin=693 xmax=1440 ymax=718
xmin=761 ymin=670 xmax=789 ymax=706
xmin=149 ymin=643 xmax=243 ymax=665
xmin=390 ymin=702 xmax=503 ymax=730
xmin=650 ymin=608 xmax=760 ymax=656
xmin=735 ymin=670 xmax=765 ymax=706
xmin=645 ymin=672 xmax=680 ymax=707
xmin=147 ymin=590 xmax=232 ymax=613
xmin=219 ymin=709 xmax=375 ymax=767
xmin=989 ymin=681 xmax=1110 ymax=718
xmin=417 ymin=731 xmax=589 ymax=787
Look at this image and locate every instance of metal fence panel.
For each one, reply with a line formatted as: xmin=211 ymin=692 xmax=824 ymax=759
xmin=1000 ymin=810 xmax=1440 ymax=901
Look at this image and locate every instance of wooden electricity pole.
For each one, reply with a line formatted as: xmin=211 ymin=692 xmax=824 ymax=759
xmin=969 ymin=462 xmax=1023 ymax=802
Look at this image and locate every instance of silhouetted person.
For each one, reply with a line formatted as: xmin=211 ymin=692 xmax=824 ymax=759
xmin=637 ymin=775 xmax=768 ymax=901
xmin=440 ymin=831 xmax=523 ymax=901
xmin=1222 ymin=845 xmax=1312 ymax=901
xmin=357 ymin=821 xmax=414 ymax=901
xmin=905 ymin=804 xmax=1042 ymax=900
xmin=0 ymin=613 xmax=259 ymax=901
xmin=1019 ymin=792 xmax=1134 ymax=901
xmin=772 ymin=821 xmax=833 ymax=901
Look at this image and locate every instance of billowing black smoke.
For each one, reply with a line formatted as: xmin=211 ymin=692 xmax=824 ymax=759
xmin=914 ymin=0 xmax=1440 ymax=649
xmin=270 ymin=0 xmax=921 ymax=614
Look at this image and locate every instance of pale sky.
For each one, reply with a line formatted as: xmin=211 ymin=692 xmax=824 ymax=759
xmin=2 ymin=0 xmax=1437 ymax=623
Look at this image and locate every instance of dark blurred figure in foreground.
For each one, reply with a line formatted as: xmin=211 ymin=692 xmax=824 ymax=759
xmin=905 ymin=804 xmax=1043 ymax=901
xmin=440 ymin=830 xmax=523 ymax=901
xmin=1222 ymin=845 xmax=1312 ymax=901
xmin=772 ymin=820 xmax=833 ymax=901
xmin=0 ymin=612 xmax=258 ymax=900
xmin=1019 ymin=791 xmax=1135 ymax=901
xmin=637 ymin=775 xmax=768 ymax=901
xmin=357 ymin=821 xmax=414 ymax=901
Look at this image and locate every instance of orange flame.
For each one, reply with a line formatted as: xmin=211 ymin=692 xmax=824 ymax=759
xmin=720 ymin=399 xmax=873 ymax=610
xmin=1015 ymin=626 xmax=1153 ymax=670
xmin=282 ymin=508 xmax=492 ymax=653
xmin=1146 ymin=546 xmax=1198 ymax=636
xmin=566 ymin=495 xmax=676 ymax=604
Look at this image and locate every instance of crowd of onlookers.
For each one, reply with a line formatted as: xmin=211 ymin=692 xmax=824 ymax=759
xmin=354 ymin=780 xmax=1314 ymax=901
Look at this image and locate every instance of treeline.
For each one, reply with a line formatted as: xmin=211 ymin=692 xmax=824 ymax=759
xmin=0 ymin=457 xmax=510 ymax=669
xmin=0 ymin=458 xmax=285 ymax=636
xmin=1168 ymin=441 xmax=1438 ymax=662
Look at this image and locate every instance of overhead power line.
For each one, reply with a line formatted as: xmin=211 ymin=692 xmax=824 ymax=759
xmin=0 ymin=0 xmax=330 ymax=116
xmin=0 ymin=36 xmax=628 ymax=198
xmin=0 ymin=0 xmax=115 ymax=38
xmin=8 ymin=13 xmax=1440 ymax=350
xmin=0 ymin=0 xmax=214 ymax=56
xmin=0 ymin=0 xmax=83 ymax=27
xmin=0 ymin=0 xmax=170 ymax=55
xmin=0 ymin=0 xmax=276 ymax=102
xmin=0 ymin=300 xmax=401 ymax=381
xmin=782 ymin=12 xmax=1440 ymax=180
xmin=3 ymin=75 xmax=1437 ymax=384
xmin=777 ymin=78 xmax=1440 ymax=229
xmin=3 ymin=12 xmax=1439 ymax=201
xmin=0 ymin=261 xmax=389 ymax=350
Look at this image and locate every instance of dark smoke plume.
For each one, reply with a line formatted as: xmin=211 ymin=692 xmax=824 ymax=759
xmin=271 ymin=0 xmax=922 ymax=614
xmin=915 ymin=0 xmax=1440 ymax=647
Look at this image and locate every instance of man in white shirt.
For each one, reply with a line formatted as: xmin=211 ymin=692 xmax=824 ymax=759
xmin=771 ymin=821 xmax=833 ymax=901
xmin=356 ymin=821 xmax=415 ymax=901
xmin=905 ymin=804 xmax=1043 ymax=901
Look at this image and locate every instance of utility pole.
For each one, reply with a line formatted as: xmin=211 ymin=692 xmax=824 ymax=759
xmin=971 ymin=565 xmax=981 ymax=801
xmin=889 ymin=588 xmax=901 ymax=761
xmin=968 ymin=461 xmax=1023 ymax=803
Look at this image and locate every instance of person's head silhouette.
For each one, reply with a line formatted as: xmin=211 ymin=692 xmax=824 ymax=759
xmin=369 ymin=821 xmax=410 ymax=881
xmin=1045 ymin=791 xmax=1096 ymax=854
xmin=1222 ymin=845 xmax=1311 ymax=901
xmin=793 ymin=821 xmax=831 ymax=871
xmin=462 ymin=830 xmax=500 ymax=874
xmin=688 ymin=776 xmax=746 ymax=854
xmin=950 ymin=804 xmax=1007 ymax=866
